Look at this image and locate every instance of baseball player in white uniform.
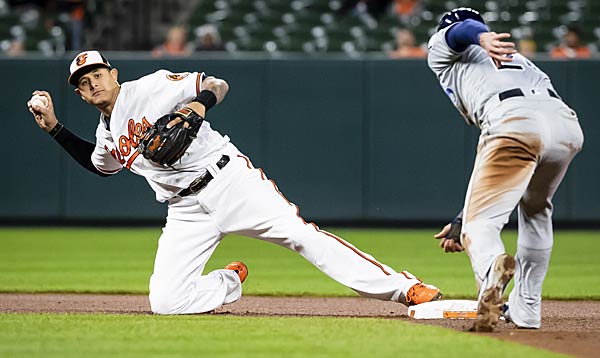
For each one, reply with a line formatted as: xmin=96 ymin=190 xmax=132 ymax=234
xmin=428 ymin=8 xmax=584 ymax=331
xmin=27 ymin=50 xmax=442 ymax=315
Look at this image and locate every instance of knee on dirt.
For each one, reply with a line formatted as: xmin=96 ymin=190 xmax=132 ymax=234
xmin=149 ymin=289 xmax=190 ymax=315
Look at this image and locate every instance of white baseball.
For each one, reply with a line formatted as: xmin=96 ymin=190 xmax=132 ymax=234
xmin=30 ymin=95 xmax=49 ymax=110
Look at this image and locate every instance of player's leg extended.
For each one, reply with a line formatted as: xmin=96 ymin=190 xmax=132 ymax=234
xmin=207 ymin=153 xmax=439 ymax=306
xmin=149 ymin=196 xmax=241 ymax=314
xmin=462 ymin=131 xmax=539 ymax=285
xmin=462 ymin=130 xmax=540 ymax=331
xmin=508 ymin=106 xmax=584 ymax=328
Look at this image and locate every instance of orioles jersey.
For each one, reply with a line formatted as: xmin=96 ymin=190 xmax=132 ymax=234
xmin=90 ymin=70 xmax=230 ymax=202
xmin=427 ymin=24 xmax=555 ymax=127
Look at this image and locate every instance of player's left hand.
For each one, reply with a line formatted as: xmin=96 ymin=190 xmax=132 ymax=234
xmin=434 ymin=221 xmax=464 ymax=253
xmin=138 ymin=107 xmax=204 ymax=166
xmin=479 ymin=32 xmax=516 ymax=62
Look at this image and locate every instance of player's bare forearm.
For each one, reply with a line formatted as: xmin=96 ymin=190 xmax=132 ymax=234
xmin=479 ymin=32 xmax=516 ymax=62
xmin=202 ymin=76 xmax=229 ymax=104
xmin=187 ymin=77 xmax=229 ymax=118
xmin=185 ymin=77 xmax=229 ymax=118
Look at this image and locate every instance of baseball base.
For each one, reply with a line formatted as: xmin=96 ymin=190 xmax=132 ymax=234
xmin=408 ymin=300 xmax=477 ymax=319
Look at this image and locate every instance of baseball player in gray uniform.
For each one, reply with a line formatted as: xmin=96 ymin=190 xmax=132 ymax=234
xmin=27 ymin=50 xmax=442 ymax=315
xmin=427 ymin=8 xmax=584 ymax=331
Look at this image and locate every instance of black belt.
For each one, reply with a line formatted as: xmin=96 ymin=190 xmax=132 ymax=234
xmin=178 ymin=155 xmax=230 ymax=197
xmin=499 ymin=88 xmax=560 ymax=101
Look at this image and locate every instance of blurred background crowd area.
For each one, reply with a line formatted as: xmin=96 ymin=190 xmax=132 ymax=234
xmin=1 ymin=0 xmax=599 ymax=59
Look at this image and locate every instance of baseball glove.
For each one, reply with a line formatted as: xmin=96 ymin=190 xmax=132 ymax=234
xmin=138 ymin=107 xmax=204 ymax=166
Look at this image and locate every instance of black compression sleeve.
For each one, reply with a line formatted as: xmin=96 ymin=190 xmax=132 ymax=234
xmin=51 ymin=124 xmax=111 ymax=177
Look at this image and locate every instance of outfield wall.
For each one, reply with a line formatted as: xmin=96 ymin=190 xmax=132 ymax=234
xmin=2 ymin=54 xmax=598 ymax=223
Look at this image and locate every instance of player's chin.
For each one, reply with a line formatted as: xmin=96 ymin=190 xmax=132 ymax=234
xmin=88 ymin=96 xmax=108 ymax=106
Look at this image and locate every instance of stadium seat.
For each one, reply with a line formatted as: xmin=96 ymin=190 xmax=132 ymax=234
xmin=189 ymin=0 xmax=600 ymax=54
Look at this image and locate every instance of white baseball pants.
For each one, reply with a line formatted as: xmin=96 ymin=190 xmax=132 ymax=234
xmin=462 ymin=93 xmax=583 ymax=327
xmin=149 ymin=143 xmax=422 ymax=314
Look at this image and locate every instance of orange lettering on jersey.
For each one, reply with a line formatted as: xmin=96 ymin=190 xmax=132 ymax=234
xmin=125 ymin=151 xmax=140 ymax=169
xmin=118 ymin=118 xmax=144 ymax=157
xmin=141 ymin=116 xmax=152 ymax=132
xmin=118 ymin=135 xmax=131 ymax=157
xmin=114 ymin=116 xmax=154 ymax=170
xmin=105 ymin=145 xmax=125 ymax=165
xmin=134 ymin=122 xmax=143 ymax=143
xmin=76 ymin=53 xmax=88 ymax=66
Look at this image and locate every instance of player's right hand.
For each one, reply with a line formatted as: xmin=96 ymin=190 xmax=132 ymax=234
xmin=434 ymin=223 xmax=464 ymax=253
xmin=27 ymin=90 xmax=58 ymax=133
xmin=479 ymin=32 xmax=516 ymax=63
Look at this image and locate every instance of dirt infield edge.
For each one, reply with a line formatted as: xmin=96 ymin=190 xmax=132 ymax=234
xmin=0 ymin=293 xmax=598 ymax=358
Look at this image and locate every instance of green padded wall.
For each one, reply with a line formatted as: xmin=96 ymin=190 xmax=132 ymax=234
xmin=1 ymin=56 xmax=596 ymax=223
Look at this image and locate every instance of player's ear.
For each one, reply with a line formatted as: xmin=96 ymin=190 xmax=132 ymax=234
xmin=74 ymin=88 xmax=87 ymax=102
xmin=110 ymin=68 xmax=119 ymax=83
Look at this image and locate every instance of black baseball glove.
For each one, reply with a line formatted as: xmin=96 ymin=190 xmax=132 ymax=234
xmin=138 ymin=107 xmax=204 ymax=166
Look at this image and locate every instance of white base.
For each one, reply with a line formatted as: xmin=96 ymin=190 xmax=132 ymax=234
xmin=408 ymin=300 xmax=477 ymax=320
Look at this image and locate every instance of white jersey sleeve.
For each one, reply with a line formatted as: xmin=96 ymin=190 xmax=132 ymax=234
xmin=91 ymin=118 xmax=123 ymax=175
xmin=141 ymin=70 xmax=205 ymax=113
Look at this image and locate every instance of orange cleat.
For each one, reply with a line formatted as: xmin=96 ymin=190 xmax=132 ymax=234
xmin=224 ymin=261 xmax=248 ymax=283
xmin=406 ymin=283 xmax=442 ymax=306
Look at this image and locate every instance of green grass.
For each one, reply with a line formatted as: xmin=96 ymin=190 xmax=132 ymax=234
xmin=0 ymin=313 xmax=566 ymax=358
xmin=0 ymin=227 xmax=592 ymax=357
xmin=0 ymin=228 xmax=598 ymax=299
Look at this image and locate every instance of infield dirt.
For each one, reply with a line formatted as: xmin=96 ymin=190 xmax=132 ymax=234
xmin=1 ymin=294 xmax=598 ymax=358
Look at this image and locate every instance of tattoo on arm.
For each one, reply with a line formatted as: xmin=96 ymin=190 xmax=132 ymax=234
xmin=203 ymin=77 xmax=229 ymax=104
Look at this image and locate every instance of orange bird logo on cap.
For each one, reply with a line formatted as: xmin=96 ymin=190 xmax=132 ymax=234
xmin=76 ymin=53 xmax=88 ymax=66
